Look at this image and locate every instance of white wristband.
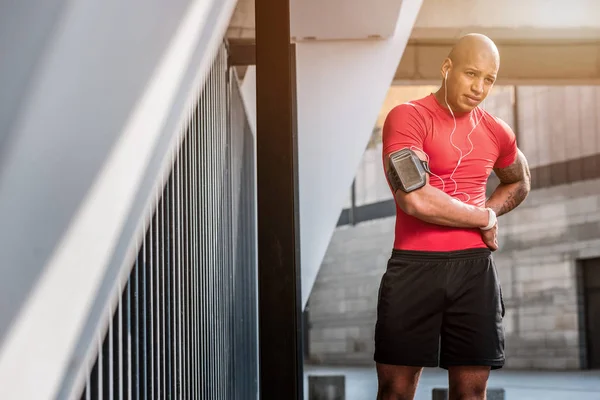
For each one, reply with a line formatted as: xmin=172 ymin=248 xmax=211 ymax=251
xmin=481 ymin=208 xmax=497 ymax=231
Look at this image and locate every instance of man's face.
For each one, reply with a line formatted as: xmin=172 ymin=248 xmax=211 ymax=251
xmin=445 ymin=53 xmax=498 ymax=113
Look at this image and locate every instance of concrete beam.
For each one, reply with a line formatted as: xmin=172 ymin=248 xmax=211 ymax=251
xmin=290 ymin=0 xmax=403 ymax=41
xmin=394 ymin=41 xmax=600 ymax=85
xmin=413 ymin=0 xmax=600 ymax=41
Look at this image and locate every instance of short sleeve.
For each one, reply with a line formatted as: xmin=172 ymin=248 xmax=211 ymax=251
xmin=382 ymin=103 xmax=427 ymax=158
xmin=494 ymin=117 xmax=518 ymax=169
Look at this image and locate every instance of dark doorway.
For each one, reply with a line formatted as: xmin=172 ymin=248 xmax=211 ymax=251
xmin=580 ymin=258 xmax=600 ymax=369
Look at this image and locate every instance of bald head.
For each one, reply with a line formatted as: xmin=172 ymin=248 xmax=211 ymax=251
xmin=435 ymin=33 xmax=500 ymax=113
xmin=448 ymin=33 xmax=500 ymax=70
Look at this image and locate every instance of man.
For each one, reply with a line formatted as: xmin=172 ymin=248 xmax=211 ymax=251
xmin=374 ymin=33 xmax=531 ymax=400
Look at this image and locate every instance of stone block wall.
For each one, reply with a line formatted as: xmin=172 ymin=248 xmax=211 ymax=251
xmin=494 ymin=178 xmax=600 ymax=369
xmin=306 ymin=218 xmax=394 ymax=365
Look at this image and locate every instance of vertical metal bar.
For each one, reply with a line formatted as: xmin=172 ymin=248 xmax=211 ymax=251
xmin=187 ymin=90 xmax=196 ymax=398
xmin=226 ymin=50 xmax=233 ymax=400
xmin=255 ymin=0 xmax=304 ymax=396
xmin=97 ymin=339 xmax=103 ymax=400
xmin=189 ymin=115 xmax=195 ymax=399
xmin=168 ymin=155 xmax=174 ymax=398
xmin=225 ymin=52 xmax=233 ymax=400
xmin=177 ymin=139 xmax=183 ymax=399
xmin=135 ymin=246 xmax=141 ymax=400
xmin=190 ymin=89 xmax=196 ymax=400
xmin=161 ymin=179 xmax=167 ymax=400
xmin=220 ymin=53 xmax=225 ymax=400
xmin=172 ymin=153 xmax=178 ymax=399
xmin=225 ymin=58 xmax=231 ymax=399
xmin=118 ymin=283 xmax=123 ymax=400
xmin=108 ymin=307 xmax=114 ymax=400
xmin=198 ymin=85 xmax=203 ymax=398
xmin=200 ymin=78 xmax=207 ymax=400
xmin=231 ymin=64 xmax=238 ymax=399
xmin=142 ymin=230 xmax=148 ymax=400
xmin=222 ymin=49 xmax=227 ymax=399
xmin=251 ymin=89 xmax=260 ymax=399
xmin=126 ymin=273 xmax=132 ymax=400
xmin=209 ymin=61 xmax=216 ymax=399
xmin=184 ymin=132 xmax=189 ymax=399
xmin=173 ymin=151 xmax=179 ymax=398
xmin=205 ymin=69 xmax=210 ymax=400
xmin=193 ymin=89 xmax=199 ymax=400
xmin=184 ymin=135 xmax=189 ymax=400
xmin=149 ymin=214 xmax=155 ymax=400
xmin=180 ymin=139 xmax=185 ymax=399
xmin=216 ymin=57 xmax=221 ymax=399
xmin=206 ymin=60 xmax=212 ymax=399
xmin=184 ymin=144 xmax=188 ymax=395
xmin=155 ymin=195 xmax=161 ymax=399
xmin=206 ymin=69 xmax=212 ymax=399
xmin=200 ymin=79 xmax=206 ymax=398
xmin=217 ymin=51 xmax=223 ymax=400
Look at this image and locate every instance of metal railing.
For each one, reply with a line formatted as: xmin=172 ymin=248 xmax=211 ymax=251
xmin=78 ymin=44 xmax=259 ymax=400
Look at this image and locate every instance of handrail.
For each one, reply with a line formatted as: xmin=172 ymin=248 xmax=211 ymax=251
xmin=0 ymin=0 xmax=238 ymax=398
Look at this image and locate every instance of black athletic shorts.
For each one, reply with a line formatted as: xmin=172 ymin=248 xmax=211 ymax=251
xmin=374 ymin=248 xmax=505 ymax=370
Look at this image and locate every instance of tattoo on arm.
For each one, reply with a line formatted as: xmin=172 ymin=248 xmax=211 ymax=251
xmin=490 ymin=150 xmax=531 ymax=216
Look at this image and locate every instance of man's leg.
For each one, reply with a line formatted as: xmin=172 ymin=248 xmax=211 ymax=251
xmin=448 ymin=366 xmax=490 ymax=400
xmin=440 ymin=249 xmax=505 ymax=399
xmin=373 ymin=250 xmax=446 ymax=399
xmin=376 ymin=364 xmax=422 ymax=400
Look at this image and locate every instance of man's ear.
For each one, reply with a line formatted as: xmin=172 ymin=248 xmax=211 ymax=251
xmin=441 ymin=58 xmax=452 ymax=79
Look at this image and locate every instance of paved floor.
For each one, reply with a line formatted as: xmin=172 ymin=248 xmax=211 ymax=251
xmin=304 ymin=365 xmax=600 ymax=400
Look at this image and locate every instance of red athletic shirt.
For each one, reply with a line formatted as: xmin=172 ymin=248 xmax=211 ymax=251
xmin=382 ymin=94 xmax=518 ymax=251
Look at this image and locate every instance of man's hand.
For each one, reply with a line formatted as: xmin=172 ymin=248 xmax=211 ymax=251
xmin=481 ymin=223 xmax=498 ymax=251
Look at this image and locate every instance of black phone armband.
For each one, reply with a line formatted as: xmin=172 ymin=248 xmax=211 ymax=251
xmin=386 ymin=148 xmax=430 ymax=193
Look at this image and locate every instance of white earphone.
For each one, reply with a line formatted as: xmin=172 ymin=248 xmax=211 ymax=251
xmin=442 ymin=68 xmax=483 ymax=203
xmin=408 ymin=69 xmax=486 ymax=203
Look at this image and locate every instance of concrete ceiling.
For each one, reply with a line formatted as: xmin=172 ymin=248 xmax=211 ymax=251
xmin=227 ymin=0 xmax=405 ymax=40
xmin=226 ymin=0 xmax=254 ymax=39
xmin=227 ymin=0 xmax=600 ymax=40
xmin=226 ymin=0 xmax=600 ymax=84
xmin=411 ymin=0 xmax=600 ymax=42
xmin=397 ymin=0 xmax=600 ymax=85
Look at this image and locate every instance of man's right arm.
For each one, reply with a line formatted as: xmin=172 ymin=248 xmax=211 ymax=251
xmin=385 ymin=149 xmax=491 ymax=229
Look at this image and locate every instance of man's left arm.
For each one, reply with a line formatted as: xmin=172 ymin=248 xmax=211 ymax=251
xmin=486 ymin=148 xmax=531 ymax=217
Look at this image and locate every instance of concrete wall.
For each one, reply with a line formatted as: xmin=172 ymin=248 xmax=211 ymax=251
xmin=307 ymin=85 xmax=600 ymax=370
xmin=494 ymin=177 xmax=600 ymax=369
xmin=517 ymin=86 xmax=600 ymax=168
xmin=306 ymin=217 xmax=394 ymax=365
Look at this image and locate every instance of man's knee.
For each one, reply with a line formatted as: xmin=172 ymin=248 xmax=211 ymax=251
xmin=376 ymin=364 xmax=422 ymax=400
xmin=377 ymin=380 xmax=416 ymax=400
xmin=449 ymin=382 xmax=487 ymax=400
xmin=448 ymin=366 xmax=490 ymax=400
